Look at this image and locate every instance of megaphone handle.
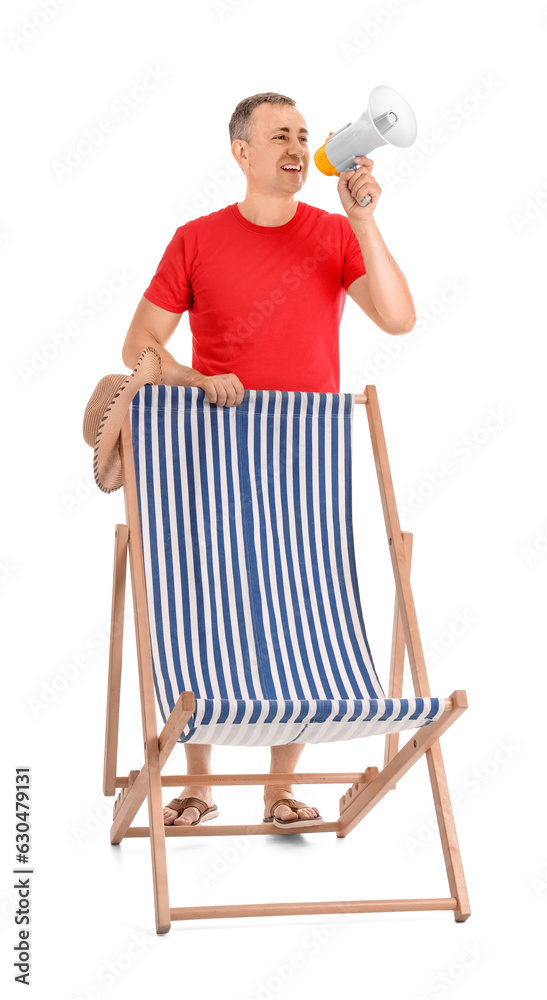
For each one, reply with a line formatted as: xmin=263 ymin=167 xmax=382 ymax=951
xmin=350 ymin=166 xmax=371 ymax=207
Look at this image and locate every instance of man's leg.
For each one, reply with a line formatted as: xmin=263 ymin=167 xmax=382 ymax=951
xmin=264 ymin=742 xmax=321 ymax=822
xmin=164 ymin=743 xmax=216 ymax=826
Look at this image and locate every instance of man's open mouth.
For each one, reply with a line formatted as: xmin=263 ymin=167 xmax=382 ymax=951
xmin=281 ymin=164 xmax=302 ymax=172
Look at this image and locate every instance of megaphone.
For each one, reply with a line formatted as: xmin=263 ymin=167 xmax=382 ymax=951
xmin=314 ymin=85 xmax=417 ymax=206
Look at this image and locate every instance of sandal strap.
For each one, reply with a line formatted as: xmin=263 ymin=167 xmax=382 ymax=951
xmin=270 ymin=797 xmax=306 ymax=815
xmin=166 ymin=796 xmax=208 ymax=814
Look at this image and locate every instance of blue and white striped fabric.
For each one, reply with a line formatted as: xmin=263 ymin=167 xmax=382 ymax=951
xmin=130 ymin=385 xmax=444 ymax=745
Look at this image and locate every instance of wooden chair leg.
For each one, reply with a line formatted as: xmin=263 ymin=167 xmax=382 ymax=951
xmin=364 ymin=386 xmax=431 ymax=697
xmin=146 ymin=742 xmax=171 ymax=934
xmin=120 ymin=419 xmax=175 ymax=934
xmin=103 ymin=524 xmax=128 ymax=797
xmin=384 ymin=530 xmax=413 ymax=781
xmin=364 ymin=386 xmax=470 ymax=920
xmin=426 ymin=741 xmax=470 ymax=921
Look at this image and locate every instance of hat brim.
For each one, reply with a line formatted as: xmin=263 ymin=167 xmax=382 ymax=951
xmin=83 ymin=347 xmax=163 ymax=493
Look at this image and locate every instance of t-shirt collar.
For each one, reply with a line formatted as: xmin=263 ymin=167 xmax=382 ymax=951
xmin=229 ymin=201 xmax=305 ymax=234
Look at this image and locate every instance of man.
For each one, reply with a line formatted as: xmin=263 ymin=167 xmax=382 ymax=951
xmin=122 ymin=91 xmax=416 ymax=829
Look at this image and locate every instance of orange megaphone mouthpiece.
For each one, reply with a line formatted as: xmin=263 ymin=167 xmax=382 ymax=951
xmin=313 ymin=135 xmax=339 ymax=177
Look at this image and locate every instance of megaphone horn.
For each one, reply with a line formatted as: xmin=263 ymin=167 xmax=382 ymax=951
xmin=314 ymin=85 xmax=417 ymax=206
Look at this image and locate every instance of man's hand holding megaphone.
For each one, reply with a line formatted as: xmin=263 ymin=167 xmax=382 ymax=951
xmin=313 ymin=87 xmax=419 ymax=335
xmin=337 ymin=155 xmax=381 ymax=221
xmin=313 ymin=86 xmax=417 ymax=222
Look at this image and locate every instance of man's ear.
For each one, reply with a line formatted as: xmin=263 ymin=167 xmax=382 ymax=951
xmin=231 ymin=154 xmax=245 ymax=177
xmin=231 ymin=138 xmax=249 ymax=176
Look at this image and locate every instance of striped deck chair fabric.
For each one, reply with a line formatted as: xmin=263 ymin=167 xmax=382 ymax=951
xmin=129 ymin=385 xmax=444 ymax=746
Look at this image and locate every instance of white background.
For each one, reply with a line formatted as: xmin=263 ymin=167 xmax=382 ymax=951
xmin=2 ymin=0 xmax=545 ymax=997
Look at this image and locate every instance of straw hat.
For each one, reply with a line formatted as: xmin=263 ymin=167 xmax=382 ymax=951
xmin=83 ymin=346 xmax=163 ymax=493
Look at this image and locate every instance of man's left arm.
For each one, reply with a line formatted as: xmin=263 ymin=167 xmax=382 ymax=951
xmin=338 ymin=155 xmax=416 ymax=335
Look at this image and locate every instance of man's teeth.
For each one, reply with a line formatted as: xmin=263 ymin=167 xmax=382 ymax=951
xmin=282 ymin=165 xmax=300 ymax=170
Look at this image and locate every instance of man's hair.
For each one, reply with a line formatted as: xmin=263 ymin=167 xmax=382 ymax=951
xmin=228 ymin=92 xmax=297 ymax=145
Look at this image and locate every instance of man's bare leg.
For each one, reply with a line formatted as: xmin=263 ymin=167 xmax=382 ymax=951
xmin=263 ymin=743 xmax=321 ymax=823
xmin=163 ymin=743 xmax=215 ymax=826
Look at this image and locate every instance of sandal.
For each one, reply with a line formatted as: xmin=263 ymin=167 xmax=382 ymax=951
xmin=164 ymin=796 xmax=219 ymax=826
xmin=263 ymin=797 xmax=323 ymax=829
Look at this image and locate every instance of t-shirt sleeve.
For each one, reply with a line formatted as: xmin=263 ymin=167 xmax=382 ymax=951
xmin=142 ymin=228 xmax=193 ymax=313
xmin=341 ymin=217 xmax=367 ymax=290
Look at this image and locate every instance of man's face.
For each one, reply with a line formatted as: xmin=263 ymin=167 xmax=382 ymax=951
xmin=233 ymin=102 xmax=310 ymax=193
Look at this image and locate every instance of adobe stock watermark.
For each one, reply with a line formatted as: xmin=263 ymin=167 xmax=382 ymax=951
xmin=350 ymin=277 xmax=465 ymax=392
xmin=385 ymin=75 xmax=501 ymax=193
xmin=226 ymin=233 xmax=340 ymax=355
xmin=0 ymin=556 xmax=17 ymax=585
xmin=339 ymin=0 xmax=416 ymax=62
xmin=26 ymin=605 xmax=134 ymax=717
xmin=511 ymin=180 xmax=547 ymax=233
xmin=399 ymin=405 xmax=510 ymax=518
xmin=0 ymin=887 xmax=23 ymax=930
xmin=62 ymin=470 xmax=102 ymax=514
xmin=66 ymin=931 xmax=157 ymax=1000
xmin=7 ymin=0 xmax=73 ymax=53
xmin=71 ymin=769 xmax=143 ymax=847
xmin=71 ymin=800 xmax=117 ymax=848
xmin=198 ymin=836 xmax=252 ymax=886
xmin=17 ymin=267 xmax=134 ymax=386
xmin=213 ymin=0 xmax=248 ymax=19
xmin=520 ymin=525 xmax=547 ymax=567
xmin=401 ymin=608 xmax=477 ymax=697
xmin=423 ymin=608 xmax=477 ymax=667
xmin=176 ymin=157 xmax=241 ymax=223
xmin=530 ymin=860 xmax=547 ymax=900
xmin=51 ymin=66 xmax=168 ymax=180
xmin=197 ymin=784 xmax=318 ymax=886
xmin=413 ymin=941 xmax=487 ymax=1000
xmin=404 ymin=738 xmax=521 ymax=856
xmin=241 ymin=908 xmax=352 ymax=1000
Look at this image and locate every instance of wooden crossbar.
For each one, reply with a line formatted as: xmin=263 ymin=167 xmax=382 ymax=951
xmin=170 ymin=898 xmax=458 ymax=921
xmin=126 ymin=822 xmax=341 ymax=837
xmin=113 ymin=771 xmax=379 ymax=788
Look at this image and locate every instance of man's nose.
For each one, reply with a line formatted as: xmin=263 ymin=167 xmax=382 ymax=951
xmin=288 ymin=138 xmax=308 ymax=158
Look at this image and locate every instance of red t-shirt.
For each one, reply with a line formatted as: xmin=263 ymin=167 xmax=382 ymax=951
xmin=143 ymin=200 xmax=366 ymax=392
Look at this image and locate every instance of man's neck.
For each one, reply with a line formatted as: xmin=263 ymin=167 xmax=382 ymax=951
xmin=236 ymin=194 xmax=299 ymax=227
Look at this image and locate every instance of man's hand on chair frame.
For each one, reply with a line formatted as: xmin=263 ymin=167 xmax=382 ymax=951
xmin=193 ymin=372 xmax=245 ymax=407
xmin=192 ymin=372 xmax=367 ymax=406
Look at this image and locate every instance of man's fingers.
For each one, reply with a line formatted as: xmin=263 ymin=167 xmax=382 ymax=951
xmin=224 ymin=373 xmax=244 ymax=407
xmin=218 ymin=375 xmax=234 ymax=407
xmin=199 ymin=373 xmax=245 ymax=406
xmin=230 ymin=374 xmax=245 ymax=406
xmin=216 ymin=374 xmax=241 ymax=407
xmin=214 ymin=383 xmax=228 ymax=406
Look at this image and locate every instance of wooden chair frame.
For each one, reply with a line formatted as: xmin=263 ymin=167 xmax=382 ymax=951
xmin=103 ymin=385 xmax=470 ymax=932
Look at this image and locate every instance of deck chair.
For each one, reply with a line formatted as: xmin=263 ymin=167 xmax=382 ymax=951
xmin=103 ymin=383 xmax=470 ymax=933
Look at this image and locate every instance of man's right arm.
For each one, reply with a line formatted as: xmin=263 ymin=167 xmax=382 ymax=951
xmin=122 ymin=297 xmax=244 ymax=406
